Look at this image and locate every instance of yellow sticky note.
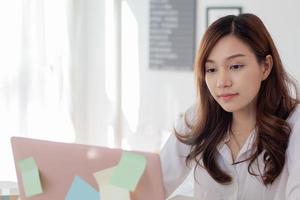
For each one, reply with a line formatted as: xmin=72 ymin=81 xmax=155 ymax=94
xmin=109 ymin=152 xmax=146 ymax=191
xmin=93 ymin=167 xmax=130 ymax=200
xmin=18 ymin=157 xmax=43 ymax=197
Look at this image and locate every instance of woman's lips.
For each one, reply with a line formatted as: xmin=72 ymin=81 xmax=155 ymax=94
xmin=218 ymin=93 xmax=238 ymax=101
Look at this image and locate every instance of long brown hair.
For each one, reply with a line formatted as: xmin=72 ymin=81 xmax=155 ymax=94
xmin=177 ymin=13 xmax=299 ymax=185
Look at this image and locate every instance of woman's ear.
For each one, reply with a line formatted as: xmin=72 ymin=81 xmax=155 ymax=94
xmin=262 ymin=55 xmax=273 ymax=81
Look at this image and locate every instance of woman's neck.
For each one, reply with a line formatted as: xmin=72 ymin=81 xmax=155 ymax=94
xmin=231 ymin=107 xmax=256 ymax=136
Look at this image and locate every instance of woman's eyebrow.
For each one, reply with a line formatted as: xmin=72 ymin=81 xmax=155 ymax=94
xmin=205 ymin=60 xmax=215 ymax=64
xmin=226 ymin=53 xmax=246 ymax=60
xmin=206 ymin=53 xmax=246 ymax=63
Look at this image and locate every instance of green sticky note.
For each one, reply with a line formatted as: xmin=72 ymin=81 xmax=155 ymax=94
xmin=109 ymin=152 xmax=147 ymax=191
xmin=18 ymin=157 xmax=43 ymax=197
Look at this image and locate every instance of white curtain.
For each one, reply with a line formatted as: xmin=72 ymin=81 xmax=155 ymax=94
xmin=0 ymin=0 xmax=76 ymax=182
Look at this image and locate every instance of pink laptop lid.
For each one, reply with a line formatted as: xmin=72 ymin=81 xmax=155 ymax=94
xmin=11 ymin=137 xmax=165 ymax=200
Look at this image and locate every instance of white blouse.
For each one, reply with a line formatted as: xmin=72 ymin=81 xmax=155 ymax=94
xmin=160 ymin=105 xmax=300 ymax=200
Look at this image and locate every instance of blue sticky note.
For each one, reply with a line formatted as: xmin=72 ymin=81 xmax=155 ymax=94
xmin=18 ymin=157 xmax=43 ymax=197
xmin=65 ymin=176 xmax=99 ymax=200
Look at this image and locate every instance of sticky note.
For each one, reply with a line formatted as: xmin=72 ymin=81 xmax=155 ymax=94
xmin=94 ymin=167 xmax=130 ymax=200
xmin=18 ymin=157 xmax=43 ymax=197
xmin=65 ymin=176 xmax=99 ymax=200
xmin=109 ymin=152 xmax=146 ymax=191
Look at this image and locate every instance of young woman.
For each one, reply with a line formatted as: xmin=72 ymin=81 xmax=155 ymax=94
xmin=160 ymin=13 xmax=300 ymax=200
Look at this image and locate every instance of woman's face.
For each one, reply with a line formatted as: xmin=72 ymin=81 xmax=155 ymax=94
xmin=204 ymin=35 xmax=271 ymax=113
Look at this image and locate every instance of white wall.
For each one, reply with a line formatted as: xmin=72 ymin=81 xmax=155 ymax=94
xmin=81 ymin=0 xmax=300 ymax=150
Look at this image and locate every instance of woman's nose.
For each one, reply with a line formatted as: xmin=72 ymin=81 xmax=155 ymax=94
xmin=216 ymin=70 xmax=232 ymax=88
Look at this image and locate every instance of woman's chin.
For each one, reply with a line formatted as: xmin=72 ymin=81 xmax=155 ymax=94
xmin=219 ymin=104 xmax=239 ymax=113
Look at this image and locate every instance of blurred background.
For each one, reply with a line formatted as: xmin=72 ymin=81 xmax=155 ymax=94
xmin=0 ymin=0 xmax=299 ymax=186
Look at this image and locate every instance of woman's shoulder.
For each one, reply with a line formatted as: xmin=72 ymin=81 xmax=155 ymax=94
xmin=174 ymin=104 xmax=197 ymax=135
xmin=286 ymin=103 xmax=300 ymax=149
xmin=287 ymin=103 xmax=300 ymax=125
xmin=286 ymin=104 xmax=300 ymax=171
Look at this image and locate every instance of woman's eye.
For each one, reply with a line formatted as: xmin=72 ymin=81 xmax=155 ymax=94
xmin=230 ymin=64 xmax=244 ymax=70
xmin=205 ymin=68 xmax=216 ymax=73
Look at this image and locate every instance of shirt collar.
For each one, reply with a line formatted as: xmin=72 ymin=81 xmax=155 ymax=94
xmin=217 ymin=128 xmax=257 ymax=163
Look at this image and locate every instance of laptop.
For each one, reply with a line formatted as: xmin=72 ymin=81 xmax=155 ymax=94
xmin=11 ymin=137 xmax=165 ymax=200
